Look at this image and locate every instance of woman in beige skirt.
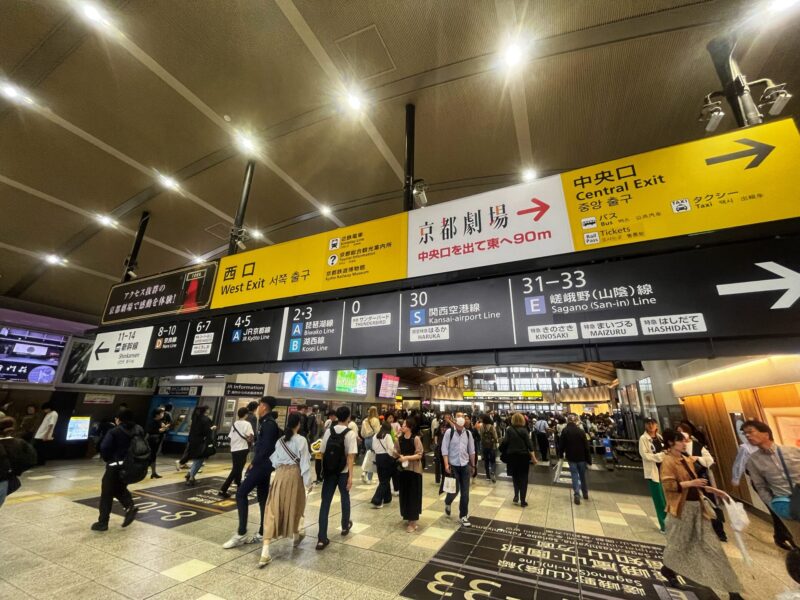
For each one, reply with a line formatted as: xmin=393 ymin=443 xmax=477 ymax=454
xmin=259 ymin=412 xmax=312 ymax=567
xmin=660 ymin=429 xmax=745 ymax=600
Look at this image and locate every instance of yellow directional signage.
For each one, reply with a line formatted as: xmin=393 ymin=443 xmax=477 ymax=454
xmin=561 ymin=119 xmax=800 ymax=251
xmin=211 ymin=213 xmax=407 ymax=309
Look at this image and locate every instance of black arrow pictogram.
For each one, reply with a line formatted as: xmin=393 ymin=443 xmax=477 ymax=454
xmin=705 ymin=138 xmax=775 ymax=169
xmin=94 ymin=342 xmax=109 ymax=360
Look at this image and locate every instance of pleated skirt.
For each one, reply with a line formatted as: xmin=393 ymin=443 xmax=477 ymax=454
xmin=263 ymin=464 xmax=306 ymax=540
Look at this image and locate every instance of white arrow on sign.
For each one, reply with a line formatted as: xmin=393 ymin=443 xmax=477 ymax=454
xmin=716 ymin=262 xmax=800 ymax=309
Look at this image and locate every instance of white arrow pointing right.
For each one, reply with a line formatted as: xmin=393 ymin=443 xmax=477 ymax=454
xmin=716 ymin=262 xmax=800 ymax=309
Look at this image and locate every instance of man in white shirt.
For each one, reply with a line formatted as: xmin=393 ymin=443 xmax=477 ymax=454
xmin=316 ymin=406 xmax=358 ymax=549
xmin=219 ymin=407 xmax=254 ymax=498
xmin=33 ymin=402 xmax=58 ymax=466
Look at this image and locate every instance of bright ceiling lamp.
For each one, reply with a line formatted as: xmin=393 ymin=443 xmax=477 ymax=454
xmin=0 ymin=81 xmax=34 ymax=105
xmin=249 ymin=229 xmax=263 ymax=240
xmin=521 ymin=168 xmax=537 ymax=182
xmin=190 ymin=255 xmax=204 ymax=264
xmin=501 ymin=41 xmax=525 ymax=69
xmin=95 ymin=214 xmax=117 ymax=227
xmin=234 ymin=130 xmax=259 ymax=157
xmin=45 ymin=254 xmax=68 ymax=266
xmin=157 ymin=173 xmax=180 ymax=191
xmin=79 ymin=2 xmax=113 ymax=28
xmin=320 ymin=205 xmax=332 ymax=216
xmin=768 ymin=0 xmax=799 ymax=12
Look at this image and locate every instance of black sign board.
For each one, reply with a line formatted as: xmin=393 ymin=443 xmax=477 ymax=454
xmin=402 ymin=518 xmax=717 ymax=600
xmin=224 ymin=382 xmax=265 ymax=397
xmin=180 ymin=316 xmax=227 ymax=367
xmin=101 ymin=263 xmax=217 ymax=325
xmin=144 ymin=321 xmax=191 ymax=369
xmin=218 ymin=308 xmax=284 ymax=364
xmin=340 ymin=293 xmax=400 ymax=356
xmin=282 ymin=301 xmax=344 ymax=360
xmin=157 ymin=385 xmax=202 ymax=396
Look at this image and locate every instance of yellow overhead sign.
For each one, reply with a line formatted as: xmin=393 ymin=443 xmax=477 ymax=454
xmin=561 ymin=119 xmax=800 ymax=251
xmin=211 ymin=213 xmax=408 ymax=309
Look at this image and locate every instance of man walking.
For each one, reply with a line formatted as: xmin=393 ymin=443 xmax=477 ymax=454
xmin=223 ymin=397 xmax=280 ymax=548
xmin=560 ymin=414 xmax=591 ymax=505
xmin=91 ymin=409 xmax=140 ymax=531
xmin=534 ymin=414 xmax=550 ymax=462
xmin=638 ymin=418 xmax=666 ymax=532
xmin=441 ymin=412 xmax=476 ymax=527
xmin=316 ymin=406 xmax=358 ymax=550
xmin=33 ymin=402 xmax=58 ymax=466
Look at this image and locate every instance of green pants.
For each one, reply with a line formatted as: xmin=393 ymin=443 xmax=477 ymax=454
xmin=648 ymin=479 xmax=667 ymax=532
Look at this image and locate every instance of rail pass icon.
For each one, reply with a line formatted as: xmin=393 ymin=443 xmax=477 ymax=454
xmin=328 ymin=238 xmax=340 ymax=250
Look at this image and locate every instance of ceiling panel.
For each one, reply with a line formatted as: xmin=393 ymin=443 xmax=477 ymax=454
xmin=118 ymin=0 xmax=331 ymax=131
xmin=35 ymin=33 xmax=229 ymax=174
xmin=0 ymin=183 xmax=88 ymax=250
xmin=0 ymin=248 xmax=40 ymax=296
xmin=0 ymin=1 xmax=70 ymax=73
xmin=0 ymin=109 xmax=152 ymax=212
xmin=21 ymin=266 xmax=114 ymax=316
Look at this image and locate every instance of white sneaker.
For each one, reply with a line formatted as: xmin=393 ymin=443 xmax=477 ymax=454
xmin=175 ymin=460 xmax=182 ymax=471
xmin=222 ymin=534 xmax=247 ymax=549
xmin=460 ymin=516 xmax=471 ymax=528
xmin=372 ymin=503 xmax=383 ymax=509
xmin=249 ymin=533 xmax=263 ymax=544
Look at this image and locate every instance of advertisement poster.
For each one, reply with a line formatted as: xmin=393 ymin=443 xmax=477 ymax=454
xmin=282 ymin=371 xmax=330 ymax=391
xmin=0 ymin=324 xmax=67 ymax=384
xmin=335 ymin=369 xmax=367 ymax=394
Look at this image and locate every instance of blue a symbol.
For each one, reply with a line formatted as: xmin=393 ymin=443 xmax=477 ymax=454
xmin=291 ymin=323 xmax=303 ymax=337
xmin=231 ymin=329 xmax=242 ymax=343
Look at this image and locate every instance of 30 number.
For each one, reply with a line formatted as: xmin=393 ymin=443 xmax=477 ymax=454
xmin=410 ymin=291 xmax=428 ymax=307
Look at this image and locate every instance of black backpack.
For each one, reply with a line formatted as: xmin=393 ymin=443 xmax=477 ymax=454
xmin=322 ymin=424 xmax=348 ymax=476
xmin=121 ymin=425 xmax=151 ymax=484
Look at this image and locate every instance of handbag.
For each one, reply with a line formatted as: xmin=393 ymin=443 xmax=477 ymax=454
xmin=722 ymin=497 xmax=750 ymax=532
xmin=700 ymin=495 xmax=717 ymax=520
xmin=362 ymin=449 xmax=376 ymax=474
xmin=443 ymin=476 xmax=457 ymax=494
xmin=775 ymin=448 xmax=800 ymax=521
xmin=280 ymin=438 xmax=300 ymax=465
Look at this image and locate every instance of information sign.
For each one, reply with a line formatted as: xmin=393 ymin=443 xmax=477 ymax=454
xmin=88 ymin=326 xmax=153 ymax=371
xmin=340 ymin=292 xmax=400 ymax=357
xmin=407 ymin=176 xmax=574 ymax=277
xmin=280 ymin=301 xmax=344 ymax=360
xmin=101 ymin=263 xmax=217 ymax=325
xmin=217 ymin=308 xmax=285 ymax=364
xmin=224 ymin=382 xmax=265 ymax=397
xmin=562 ymin=118 xmax=800 ymax=251
xmin=211 ymin=213 xmax=407 ymax=309
xmin=180 ymin=316 xmax=226 ymax=367
xmin=144 ymin=321 xmax=190 ymax=370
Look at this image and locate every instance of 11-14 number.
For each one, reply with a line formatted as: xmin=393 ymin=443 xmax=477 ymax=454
xmin=521 ymin=270 xmax=586 ymax=294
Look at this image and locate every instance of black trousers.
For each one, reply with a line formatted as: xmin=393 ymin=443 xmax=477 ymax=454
xmin=236 ymin=463 xmax=271 ymax=536
xmin=148 ymin=436 xmax=162 ymax=475
xmin=221 ymin=449 xmax=248 ymax=493
xmin=98 ymin=465 xmax=133 ymax=524
xmin=507 ymin=455 xmax=530 ymax=502
xmin=535 ymin=431 xmax=549 ymax=461
xmin=371 ymin=454 xmax=395 ymax=506
xmin=33 ymin=439 xmax=51 ymax=466
xmin=315 ymin=458 xmax=322 ymax=482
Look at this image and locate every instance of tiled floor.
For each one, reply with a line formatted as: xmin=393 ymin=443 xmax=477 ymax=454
xmin=1 ymin=455 xmax=796 ymax=599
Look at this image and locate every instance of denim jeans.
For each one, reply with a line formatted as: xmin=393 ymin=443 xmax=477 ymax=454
xmin=318 ymin=472 xmax=350 ymax=542
xmin=0 ymin=480 xmax=8 ymax=509
xmin=569 ymin=461 xmax=588 ymax=498
xmin=189 ymin=457 xmax=205 ymax=479
xmin=445 ymin=464 xmax=471 ymax=519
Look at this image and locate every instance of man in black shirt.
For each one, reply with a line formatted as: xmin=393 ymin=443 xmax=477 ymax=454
xmin=559 ymin=414 xmax=592 ymax=505
xmin=92 ymin=409 xmax=140 ymax=531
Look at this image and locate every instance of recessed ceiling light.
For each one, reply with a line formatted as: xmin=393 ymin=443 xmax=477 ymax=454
xmin=769 ymin=0 xmax=799 ymax=11
xmin=500 ymin=39 xmax=527 ymax=70
xmin=96 ymin=214 xmax=118 ymax=227
xmin=45 ymin=254 xmax=67 ymax=265
xmin=320 ymin=205 xmax=332 ymax=216
xmin=522 ymin=169 xmax=537 ymax=182
xmin=250 ymin=229 xmax=263 ymax=240
xmin=158 ymin=174 xmax=180 ymax=191
xmin=223 ymin=114 xmax=232 ymax=122
xmin=191 ymin=255 xmax=204 ymax=264
xmin=80 ymin=2 xmax=112 ymax=27
xmin=234 ymin=130 xmax=259 ymax=156
xmin=1 ymin=83 xmax=20 ymax=101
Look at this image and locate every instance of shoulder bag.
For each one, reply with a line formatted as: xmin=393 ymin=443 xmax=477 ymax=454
xmin=231 ymin=422 xmax=252 ymax=449
xmin=775 ymin=448 xmax=800 ymax=521
xmin=280 ymin=438 xmax=301 ymax=465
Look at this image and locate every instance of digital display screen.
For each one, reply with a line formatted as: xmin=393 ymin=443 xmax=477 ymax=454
xmin=0 ymin=324 xmax=68 ymax=384
xmin=282 ymin=371 xmax=330 ymax=391
xmin=377 ymin=373 xmax=400 ymax=399
xmin=335 ymin=369 xmax=368 ymax=394
xmin=66 ymin=416 xmax=91 ymax=441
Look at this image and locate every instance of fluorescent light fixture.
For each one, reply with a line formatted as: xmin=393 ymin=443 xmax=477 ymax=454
xmin=80 ymin=2 xmax=112 ymax=27
xmin=234 ymin=130 xmax=259 ymax=156
xmin=95 ymin=214 xmax=117 ymax=227
xmin=320 ymin=205 xmax=332 ymax=216
xmin=501 ymin=40 xmax=525 ymax=70
xmin=175 ymin=374 xmax=203 ymax=380
xmin=522 ymin=169 xmax=537 ymax=182
xmin=157 ymin=173 xmax=180 ymax=191
xmin=45 ymin=254 xmax=67 ymax=265
xmin=250 ymin=229 xmax=263 ymax=240
xmin=768 ymin=0 xmax=799 ymax=12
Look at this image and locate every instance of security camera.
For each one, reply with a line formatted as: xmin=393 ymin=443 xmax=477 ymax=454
xmin=699 ymin=100 xmax=725 ymax=133
xmin=759 ymin=84 xmax=792 ymax=116
xmin=126 ymin=269 xmax=137 ymax=279
xmin=412 ymin=180 xmax=428 ymax=208
xmin=236 ymin=239 xmax=247 ymax=251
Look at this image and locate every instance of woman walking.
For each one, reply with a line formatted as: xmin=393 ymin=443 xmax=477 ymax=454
xmin=480 ymin=415 xmax=499 ymax=483
xmin=500 ymin=413 xmax=537 ymax=506
xmin=360 ymin=406 xmax=381 ymax=484
xmin=259 ymin=412 xmax=311 ymax=567
xmin=396 ymin=417 xmax=424 ymax=532
xmin=659 ymin=429 xmax=745 ymax=600
xmin=146 ymin=408 xmax=168 ymax=479
xmin=370 ymin=422 xmax=397 ymax=508
xmin=219 ymin=407 xmax=254 ymax=498
xmin=185 ymin=406 xmax=215 ymax=486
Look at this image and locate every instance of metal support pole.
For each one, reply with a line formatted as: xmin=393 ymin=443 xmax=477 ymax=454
xmin=228 ymin=159 xmax=256 ymax=256
xmin=707 ymin=34 xmax=763 ymax=127
xmin=403 ymin=103 xmax=416 ymax=211
xmin=122 ymin=211 xmax=150 ymax=282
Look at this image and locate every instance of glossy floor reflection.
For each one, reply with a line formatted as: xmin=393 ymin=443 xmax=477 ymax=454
xmin=0 ymin=455 xmax=794 ymax=599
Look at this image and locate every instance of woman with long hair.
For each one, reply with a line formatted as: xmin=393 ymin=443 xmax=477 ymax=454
xmin=258 ymin=412 xmax=312 ymax=567
xmin=360 ymin=406 xmax=381 ymax=484
xmin=660 ymin=429 xmax=744 ymax=599
xmin=396 ymin=416 xmax=424 ymax=533
xmin=370 ymin=421 xmax=397 ymax=508
xmin=499 ymin=412 xmax=537 ymax=506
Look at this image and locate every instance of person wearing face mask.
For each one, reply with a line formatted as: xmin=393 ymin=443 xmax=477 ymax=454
xmin=441 ymin=412 xmax=477 ymax=527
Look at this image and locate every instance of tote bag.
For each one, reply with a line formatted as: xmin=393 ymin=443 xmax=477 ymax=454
xmin=443 ymin=476 xmax=457 ymax=494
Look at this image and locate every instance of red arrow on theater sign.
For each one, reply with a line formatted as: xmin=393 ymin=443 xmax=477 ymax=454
xmin=516 ymin=198 xmax=550 ymax=222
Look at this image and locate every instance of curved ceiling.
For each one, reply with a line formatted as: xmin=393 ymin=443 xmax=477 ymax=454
xmin=1 ymin=0 xmax=798 ymax=321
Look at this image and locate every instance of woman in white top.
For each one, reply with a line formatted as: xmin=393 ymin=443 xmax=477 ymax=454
xmin=259 ymin=412 xmax=312 ymax=567
xmin=219 ymin=407 xmax=254 ymax=498
xmin=370 ymin=422 xmax=398 ymax=508
xmin=360 ymin=406 xmax=381 ymax=484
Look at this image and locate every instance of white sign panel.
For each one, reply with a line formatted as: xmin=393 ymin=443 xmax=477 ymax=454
xmin=88 ymin=326 xmax=153 ymax=371
xmin=407 ymin=176 xmax=575 ymax=278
